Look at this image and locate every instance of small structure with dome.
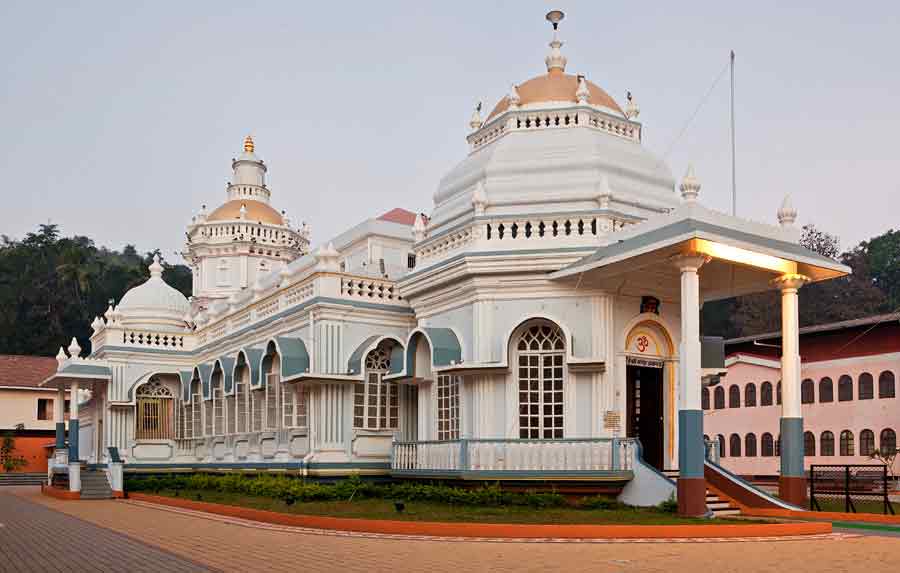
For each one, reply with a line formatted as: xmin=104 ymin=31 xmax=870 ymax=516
xmin=44 ymin=11 xmax=849 ymax=516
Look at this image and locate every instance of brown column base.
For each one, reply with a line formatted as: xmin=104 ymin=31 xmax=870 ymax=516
xmin=678 ymin=477 xmax=708 ymax=517
xmin=779 ymin=475 xmax=807 ymax=507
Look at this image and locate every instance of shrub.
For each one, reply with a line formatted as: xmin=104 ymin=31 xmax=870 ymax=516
xmin=656 ymin=494 xmax=678 ymax=513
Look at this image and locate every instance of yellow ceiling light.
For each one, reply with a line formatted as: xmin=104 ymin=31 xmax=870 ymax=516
xmin=691 ymin=239 xmax=797 ymax=274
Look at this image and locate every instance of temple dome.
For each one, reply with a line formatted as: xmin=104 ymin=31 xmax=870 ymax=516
xmin=486 ymin=71 xmax=623 ymax=122
xmin=207 ymin=199 xmax=285 ymax=225
xmin=117 ymin=255 xmax=190 ymax=332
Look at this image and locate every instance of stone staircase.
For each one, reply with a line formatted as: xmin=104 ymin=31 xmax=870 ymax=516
xmin=661 ymin=469 xmax=742 ymax=517
xmin=0 ymin=473 xmax=47 ymax=486
xmin=79 ymin=468 xmax=114 ymax=500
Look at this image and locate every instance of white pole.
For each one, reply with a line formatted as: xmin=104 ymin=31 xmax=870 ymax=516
xmin=730 ymin=50 xmax=737 ymax=216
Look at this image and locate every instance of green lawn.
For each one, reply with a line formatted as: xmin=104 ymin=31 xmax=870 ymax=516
xmin=145 ymin=489 xmax=747 ymax=525
xmin=810 ymin=497 xmax=900 ymax=515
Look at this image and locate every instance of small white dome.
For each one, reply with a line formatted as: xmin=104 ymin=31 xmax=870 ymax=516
xmin=117 ymin=255 xmax=190 ymax=332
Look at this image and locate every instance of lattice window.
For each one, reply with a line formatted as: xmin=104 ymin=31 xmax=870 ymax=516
xmin=516 ymin=324 xmax=565 ymax=439
xmin=353 ymin=342 xmax=398 ymax=430
xmin=283 ymin=385 xmax=307 ymax=428
xmin=235 ymin=379 xmax=250 ymax=433
xmin=251 ymin=388 xmax=264 ymax=432
xmin=840 ymin=430 xmax=855 ymax=456
xmin=860 ymin=429 xmax=875 ymax=456
xmin=437 ymin=375 xmax=460 ymax=441
xmin=226 ymin=392 xmax=236 ymax=434
xmin=265 ymin=373 xmax=280 ymax=431
xmin=136 ymin=379 xmax=175 ymax=440
xmin=820 ymin=431 xmax=835 ymax=456
xmin=881 ymin=428 xmax=897 ymax=455
xmin=191 ymin=388 xmax=202 ymax=438
xmin=212 ymin=379 xmax=224 ymax=436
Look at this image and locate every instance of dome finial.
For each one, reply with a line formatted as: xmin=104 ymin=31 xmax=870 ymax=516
xmin=777 ymin=194 xmax=798 ymax=227
xmin=680 ymin=164 xmax=701 ymax=203
xmin=625 ymin=91 xmax=640 ymax=119
xmin=243 ymin=134 xmax=254 ymax=153
xmin=508 ymin=84 xmax=521 ymax=109
xmin=576 ymin=75 xmax=590 ymax=104
xmin=149 ymin=253 xmax=164 ymax=278
xmin=545 ymin=10 xmax=567 ymax=73
xmin=469 ymin=102 xmax=483 ymax=130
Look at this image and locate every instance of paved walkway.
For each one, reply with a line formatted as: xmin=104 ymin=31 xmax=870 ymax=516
xmin=3 ymin=487 xmax=899 ymax=572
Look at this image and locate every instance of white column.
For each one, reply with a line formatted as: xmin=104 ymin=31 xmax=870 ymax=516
xmin=68 ymin=381 xmax=81 ymax=492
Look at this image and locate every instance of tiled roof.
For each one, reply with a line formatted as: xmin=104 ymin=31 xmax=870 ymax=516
xmin=0 ymin=355 xmax=59 ymax=389
xmin=725 ymin=313 xmax=900 ymax=344
xmin=377 ymin=208 xmax=418 ymax=226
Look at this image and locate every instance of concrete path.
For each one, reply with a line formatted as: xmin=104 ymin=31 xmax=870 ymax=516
xmin=4 ymin=487 xmax=900 ymax=572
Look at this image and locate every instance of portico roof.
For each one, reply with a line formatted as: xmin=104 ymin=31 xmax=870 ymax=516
xmin=550 ymin=203 xmax=850 ymax=301
xmin=41 ymin=361 xmax=112 ymax=390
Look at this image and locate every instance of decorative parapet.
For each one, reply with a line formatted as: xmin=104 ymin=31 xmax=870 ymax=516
xmin=467 ymin=106 xmax=640 ymax=152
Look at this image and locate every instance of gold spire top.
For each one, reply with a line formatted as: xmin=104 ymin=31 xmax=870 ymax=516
xmin=243 ymin=134 xmax=254 ymax=153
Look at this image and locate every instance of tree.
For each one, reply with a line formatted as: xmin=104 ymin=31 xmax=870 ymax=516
xmin=800 ymin=224 xmax=840 ymax=260
xmin=865 ymin=229 xmax=900 ymax=310
xmin=0 ymin=424 xmax=27 ymax=472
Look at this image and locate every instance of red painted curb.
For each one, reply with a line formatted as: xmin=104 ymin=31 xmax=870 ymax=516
xmin=41 ymin=483 xmax=80 ymax=500
xmin=744 ymin=507 xmax=900 ymax=525
xmin=127 ymin=493 xmax=832 ymax=539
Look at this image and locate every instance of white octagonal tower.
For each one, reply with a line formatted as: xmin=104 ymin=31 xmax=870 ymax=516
xmin=183 ymin=136 xmax=310 ymax=309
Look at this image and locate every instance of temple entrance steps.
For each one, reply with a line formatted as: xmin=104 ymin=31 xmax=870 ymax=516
xmin=662 ymin=469 xmax=679 ymax=481
xmin=660 ymin=469 xmax=743 ymax=517
xmin=80 ymin=469 xmax=113 ymax=500
xmin=0 ymin=473 xmax=46 ymax=486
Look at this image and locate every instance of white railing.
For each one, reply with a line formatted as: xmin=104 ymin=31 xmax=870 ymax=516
xmin=340 ymin=277 xmax=404 ymax=303
xmin=121 ymin=330 xmax=187 ymax=349
xmin=392 ymin=438 xmax=637 ymax=474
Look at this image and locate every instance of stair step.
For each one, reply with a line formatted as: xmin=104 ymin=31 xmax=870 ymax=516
xmin=712 ymin=509 xmax=742 ymax=517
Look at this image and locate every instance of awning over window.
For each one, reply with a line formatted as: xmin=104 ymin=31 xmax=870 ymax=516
xmin=273 ymin=336 xmax=310 ymax=380
xmin=404 ymin=327 xmax=463 ymax=374
xmin=194 ymin=363 xmax=213 ymax=400
xmin=179 ymin=370 xmax=193 ymax=401
xmin=238 ymin=347 xmax=264 ymax=388
xmin=347 ymin=335 xmax=405 ymax=376
xmin=214 ymin=356 xmax=236 ymax=394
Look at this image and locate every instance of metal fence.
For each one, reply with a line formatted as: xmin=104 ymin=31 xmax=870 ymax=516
xmin=809 ymin=464 xmax=895 ymax=515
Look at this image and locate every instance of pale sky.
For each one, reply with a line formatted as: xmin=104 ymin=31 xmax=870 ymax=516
xmin=2 ymin=1 xmax=897 ymax=260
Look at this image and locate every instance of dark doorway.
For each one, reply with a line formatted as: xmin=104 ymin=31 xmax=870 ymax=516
xmin=626 ymin=364 xmax=664 ymax=470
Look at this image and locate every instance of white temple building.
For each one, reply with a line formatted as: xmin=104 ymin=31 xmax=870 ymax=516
xmin=43 ymin=12 xmax=849 ymax=515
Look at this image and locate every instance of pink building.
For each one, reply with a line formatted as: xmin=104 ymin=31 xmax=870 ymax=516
xmin=704 ymin=315 xmax=899 ymax=478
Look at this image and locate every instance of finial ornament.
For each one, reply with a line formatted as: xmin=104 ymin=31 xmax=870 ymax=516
xmin=56 ymin=346 xmax=67 ymax=365
xmin=413 ymin=213 xmax=427 ymax=242
xmin=576 ymin=75 xmax=590 ymax=104
xmin=239 ymin=203 xmax=247 ymax=220
xmin=680 ymin=165 xmax=701 ymax=203
xmin=469 ymin=102 xmax=483 ymax=130
xmin=509 ymin=84 xmax=521 ymax=108
xmin=544 ymin=10 xmax=567 ymax=73
xmin=625 ymin=91 xmax=640 ymax=119
xmin=777 ymin=194 xmax=798 ymax=227
xmin=67 ymin=337 xmax=82 ymax=359
xmin=243 ymin=134 xmax=254 ymax=153
xmin=149 ymin=253 xmax=164 ymax=278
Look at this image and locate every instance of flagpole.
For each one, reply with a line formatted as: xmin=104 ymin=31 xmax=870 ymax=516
xmin=730 ymin=50 xmax=736 ymax=216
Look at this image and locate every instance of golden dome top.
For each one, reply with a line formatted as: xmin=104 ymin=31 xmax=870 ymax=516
xmin=243 ymin=135 xmax=254 ymax=153
xmin=207 ymin=200 xmax=283 ymax=225
xmin=486 ymin=71 xmax=623 ymax=122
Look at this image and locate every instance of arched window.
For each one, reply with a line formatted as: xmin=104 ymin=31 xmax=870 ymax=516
xmin=234 ymin=358 xmax=250 ymax=434
xmin=860 ymin=429 xmax=875 ymax=456
xmin=730 ymin=434 xmax=741 ymax=457
xmin=820 ymin=431 xmax=835 ymax=456
xmin=717 ymin=434 xmax=726 ymax=458
xmin=745 ymin=383 xmax=757 ymax=407
xmin=761 ymin=433 xmax=774 ymax=457
xmin=729 ymin=385 xmax=740 ymax=408
xmin=801 ymin=379 xmax=815 ymax=404
xmin=838 ymin=375 xmax=853 ymax=401
xmin=136 ymin=378 xmax=175 ymax=440
xmin=761 ymin=382 xmax=773 ymax=406
xmin=880 ymin=371 xmax=896 ymax=399
xmin=702 ymin=387 xmax=710 ymax=410
xmin=354 ymin=340 xmax=399 ymax=430
xmin=840 ymin=430 xmax=855 ymax=456
xmin=804 ymin=431 xmax=816 ymax=456
xmin=190 ymin=376 xmax=202 ymax=438
xmin=714 ymin=386 xmax=725 ymax=409
xmin=819 ymin=377 xmax=834 ymax=403
xmin=745 ymin=433 xmax=757 ymax=457
xmin=516 ymin=323 xmax=565 ymax=439
xmin=261 ymin=343 xmax=281 ymax=432
xmin=858 ymin=373 xmax=874 ymax=400
xmin=881 ymin=429 xmax=897 ymax=456
xmin=776 ymin=381 xmax=782 ymax=405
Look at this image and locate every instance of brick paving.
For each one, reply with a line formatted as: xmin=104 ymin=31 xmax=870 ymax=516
xmin=0 ymin=490 xmax=210 ymax=572
xmin=5 ymin=487 xmax=899 ymax=572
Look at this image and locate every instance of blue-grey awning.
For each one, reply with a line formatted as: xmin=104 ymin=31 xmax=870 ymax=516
xmin=405 ymin=328 xmax=462 ymax=374
xmin=40 ymin=362 xmax=112 ymax=389
xmin=274 ymin=336 xmax=310 ymax=379
xmin=195 ymin=363 xmax=213 ymax=400
xmin=214 ymin=356 xmax=236 ymax=394
xmin=237 ymin=347 xmax=264 ymax=388
xmin=179 ymin=370 xmax=193 ymax=402
xmin=347 ymin=336 xmax=405 ymax=376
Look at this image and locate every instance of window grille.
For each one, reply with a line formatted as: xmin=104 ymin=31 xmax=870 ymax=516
xmin=820 ymin=431 xmax=835 ymax=456
xmin=353 ymin=342 xmax=399 ymax=430
xmin=136 ymin=379 xmax=175 ymax=440
xmin=191 ymin=388 xmax=202 ymax=438
xmin=226 ymin=393 xmax=236 ymax=434
xmin=840 ymin=430 xmax=855 ymax=456
xmin=204 ymin=397 xmax=213 ymax=437
xmin=437 ymin=375 xmax=460 ymax=441
xmin=407 ymin=253 xmax=416 ymax=269
xmin=265 ymin=373 xmax=280 ymax=431
xmin=251 ymin=388 xmax=264 ymax=432
xmin=212 ymin=381 xmax=225 ymax=436
xmin=283 ymin=385 xmax=307 ymax=428
xmin=235 ymin=380 xmax=250 ymax=433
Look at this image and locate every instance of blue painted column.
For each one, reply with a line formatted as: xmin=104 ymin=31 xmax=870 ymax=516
xmin=68 ymin=380 xmax=81 ymax=493
xmin=673 ymin=253 xmax=710 ymax=516
xmin=774 ymin=274 xmax=810 ymax=506
xmin=54 ymin=387 xmax=66 ymax=450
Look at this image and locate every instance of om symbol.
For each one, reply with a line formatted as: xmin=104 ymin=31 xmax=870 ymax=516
xmin=636 ymin=335 xmax=650 ymax=353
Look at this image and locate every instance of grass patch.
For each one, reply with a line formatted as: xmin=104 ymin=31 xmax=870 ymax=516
xmin=811 ymin=498 xmax=900 ymax=515
xmin=145 ymin=488 xmax=732 ymax=525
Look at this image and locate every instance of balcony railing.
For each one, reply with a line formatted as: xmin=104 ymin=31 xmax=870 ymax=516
xmin=391 ymin=438 xmax=638 ymax=475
